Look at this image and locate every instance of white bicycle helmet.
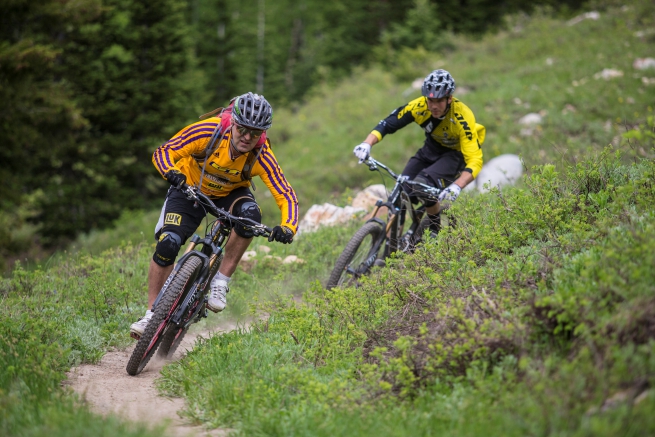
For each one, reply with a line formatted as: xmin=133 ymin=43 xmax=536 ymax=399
xmin=232 ymin=92 xmax=273 ymax=130
xmin=421 ymin=69 xmax=456 ymax=99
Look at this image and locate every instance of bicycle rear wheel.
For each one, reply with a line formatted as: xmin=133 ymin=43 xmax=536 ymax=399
xmin=156 ymin=325 xmax=188 ymax=360
xmin=126 ymin=256 xmax=203 ymax=376
xmin=326 ymin=221 xmax=384 ymax=290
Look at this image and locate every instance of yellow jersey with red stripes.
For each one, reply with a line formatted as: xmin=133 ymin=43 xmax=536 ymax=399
xmin=152 ymin=117 xmax=299 ymax=234
xmin=371 ymin=96 xmax=485 ymax=178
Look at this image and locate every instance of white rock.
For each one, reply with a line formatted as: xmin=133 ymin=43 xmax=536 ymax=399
xmin=520 ymin=127 xmax=536 ymax=137
xmin=283 ymin=255 xmax=305 ymax=264
xmin=634 ymin=29 xmax=655 ymax=38
xmin=593 ymin=69 xmax=623 ymax=80
xmin=241 ymin=250 xmax=257 ymax=261
xmin=633 ymin=58 xmax=655 ymax=70
xmin=257 ymin=245 xmax=271 ymax=254
xmin=567 ymin=11 xmax=600 ymax=26
xmin=518 ymin=113 xmax=543 ymax=125
xmin=351 ymin=184 xmax=387 ymax=210
xmin=562 ymin=104 xmax=577 ymax=114
xmin=298 ymin=203 xmax=366 ymax=234
xmin=471 ymin=154 xmax=523 ymax=193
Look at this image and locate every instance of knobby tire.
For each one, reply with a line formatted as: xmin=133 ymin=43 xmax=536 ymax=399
xmin=126 ymin=256 xmax=203 ymax=376
xmin=326 ymin=221 xmax=384 ymax=290
xmin=156 ymin=326 xmax=188 ymax=360
xmin=156 ymin=252 xmax=223 ymax=360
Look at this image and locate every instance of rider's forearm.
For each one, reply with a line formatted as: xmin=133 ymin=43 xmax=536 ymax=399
xmin=364 ymin=133 xmax=379 ymax=147
xmin=454 ymin=171 xmax=474 ymax=189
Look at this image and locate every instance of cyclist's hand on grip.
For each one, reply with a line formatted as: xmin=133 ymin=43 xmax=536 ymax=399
xmin=165 ymin=170 xmax=187 ymax=188
xmin=268 ymin=225 xmax=293 ymax=244
xmin=353 ymin=142 xmax=371 ymax=163
xmin=438 ymin=184 xmax=461 ymax=203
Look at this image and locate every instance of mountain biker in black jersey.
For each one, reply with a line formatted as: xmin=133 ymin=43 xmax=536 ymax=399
xmin=353 ymin=69 xmax=485 ymax=236
xmin=130 ymin=92 xmax=298 ymax=338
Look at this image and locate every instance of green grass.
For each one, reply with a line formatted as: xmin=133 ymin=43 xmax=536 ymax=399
xmin=0 ymin=242 xmax=164 ymax=436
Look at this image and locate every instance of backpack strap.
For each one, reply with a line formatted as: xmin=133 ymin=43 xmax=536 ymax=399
xmin=241 ymin=148 xmax=262 ymax=182
xmin=191 ymin=121 xmax=225 ymax=162
xmin=241 ymin=136 xmax=272 ymax=182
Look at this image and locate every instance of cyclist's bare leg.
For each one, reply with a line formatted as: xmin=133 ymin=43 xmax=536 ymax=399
xmin=424 ymin=203 xmax=443 ymax=235
xmin=147 ymin=260 xmax=174 ymax=308
xmin=218 ymin=229 xmax=253 ymax=277
xmin=426 ymin=203 xmax=441 ymax=215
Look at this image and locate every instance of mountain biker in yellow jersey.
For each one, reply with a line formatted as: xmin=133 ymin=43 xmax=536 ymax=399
xmin=353 ymin=69 xmax=484 ymax=236
xmin=130 ymin=92 xmax=299 ymax=337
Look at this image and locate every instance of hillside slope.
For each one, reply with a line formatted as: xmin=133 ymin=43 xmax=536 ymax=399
xmin=265 ymin=1 xmax=654 ymax=221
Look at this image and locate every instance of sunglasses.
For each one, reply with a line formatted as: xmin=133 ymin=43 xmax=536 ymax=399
xmin=236 ymin=124 xmax=264 ymax=139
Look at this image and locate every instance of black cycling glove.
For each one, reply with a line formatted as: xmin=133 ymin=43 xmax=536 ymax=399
xmin=164 ymin=170 xmax=187 ymax=188
xmin=268 ymin=226 xmax=293 ymax=244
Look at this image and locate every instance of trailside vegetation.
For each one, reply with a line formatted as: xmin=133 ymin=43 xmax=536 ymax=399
xmin=158 ymin=149 xmax=655 ymax=436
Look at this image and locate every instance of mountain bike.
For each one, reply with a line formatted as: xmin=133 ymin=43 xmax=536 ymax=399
xmin=126 ymin=183 xmax=272 ymax=376
xmin=326 ymin=157 xmax=444 ymax=290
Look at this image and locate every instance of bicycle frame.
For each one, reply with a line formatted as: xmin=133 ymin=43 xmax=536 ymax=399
xmin=326 ymin=157 xmax=444 ymax=290
xmin=362 ymin=157 xmax=441 ymax=259
xmin=152 ymin=185 xmax=270 ymax=331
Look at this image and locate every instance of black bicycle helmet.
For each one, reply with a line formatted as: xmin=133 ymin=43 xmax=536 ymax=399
xmin=231 ymin=92 xmax=273 ymax=130
xmin=421 ymin=69 xmax=456 ymax=99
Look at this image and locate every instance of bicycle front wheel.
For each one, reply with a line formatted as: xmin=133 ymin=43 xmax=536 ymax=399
xmin=126 ymin=256 xmax=203 ymax=376
xmin=157 ymin=251 xmax=223 ymax=361
xmin=326 ymin=221 xmax=384 ymax=290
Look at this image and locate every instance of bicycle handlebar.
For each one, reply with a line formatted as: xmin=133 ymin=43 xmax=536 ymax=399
xmin=362 ymin=157 xmax=442 ymax=199
xmin=177 ymin=184 xmax=273 ymax=237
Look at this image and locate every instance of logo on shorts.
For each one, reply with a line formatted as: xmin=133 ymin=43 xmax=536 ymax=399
xmin=164 ymin=213 xmax=181 ymax=226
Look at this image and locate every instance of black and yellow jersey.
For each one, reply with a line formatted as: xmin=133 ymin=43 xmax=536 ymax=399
xmin=371 ymin=96 xmax=485 ymax=178
xmin=152 ymin=117 xmax=299 ymax=234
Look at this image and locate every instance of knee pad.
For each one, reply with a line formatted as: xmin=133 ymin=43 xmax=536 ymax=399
xmin=232 ymin=199 xmax=261 ymax=238
xmin=153 ymin=231 xmax=183 ymax=266
xmin=413 ymin=175 xmax=438 ymax=207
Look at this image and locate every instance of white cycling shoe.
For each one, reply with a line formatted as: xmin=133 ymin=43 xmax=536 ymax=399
xmin=207 ymin=278 xmax=229 ymax=313
xmin=130 ymin=310 xmax=154 ymax=338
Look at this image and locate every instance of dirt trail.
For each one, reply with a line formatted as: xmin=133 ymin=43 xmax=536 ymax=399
xmin=65 ymin=321 xmax=236 ymax=437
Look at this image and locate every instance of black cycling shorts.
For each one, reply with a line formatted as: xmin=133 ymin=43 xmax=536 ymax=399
xmin=154 ymin=186 xmax=258 ymax=243
xmin=401 ymin=145 xmax=466 ymax=187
